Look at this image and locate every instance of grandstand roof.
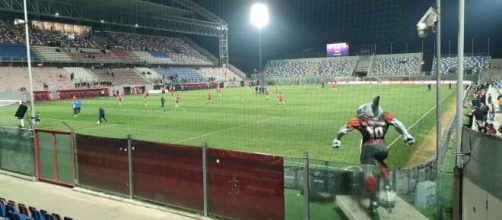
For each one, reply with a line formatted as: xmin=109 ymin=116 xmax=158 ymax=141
xmin=0 ymin=0 xmax=227 ymax=36
xmin=48 ymin=0 xmax=192 ymax=19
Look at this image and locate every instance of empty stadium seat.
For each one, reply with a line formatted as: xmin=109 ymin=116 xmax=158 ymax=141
xmin=372 ymin=53 xmax=422 ymax=76
xmin=0 ymin=44 xmax=39 ymax=61
xmin=155 ymin=67 xmax=206 ymax=83
xmin=0 ymin=203 xmax=6 ymax=218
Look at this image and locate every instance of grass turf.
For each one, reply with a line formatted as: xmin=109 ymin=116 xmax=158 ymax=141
xmin=1 ymin=84 xmax=456 ymax=167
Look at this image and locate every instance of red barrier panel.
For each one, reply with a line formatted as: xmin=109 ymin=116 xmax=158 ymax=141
xmin=57 ymin=88 xmax=109 ymax=100
xmin=207 ymin=149 xmax=284 ymax=220
xmin=76 ymin=134 xmax=129 ymax=196
xmin=132 ymin=141 xmax=203 ymax=211
xmin=181 ymin=83 xmax=218 ymax=91
xmin=33 ymin=91 xmax=50 ymax=101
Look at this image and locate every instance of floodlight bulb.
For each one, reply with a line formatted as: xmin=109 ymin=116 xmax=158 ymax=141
xmin=250 ymin=3 xmax=269 ymax=29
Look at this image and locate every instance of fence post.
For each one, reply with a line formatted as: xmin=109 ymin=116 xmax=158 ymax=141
xmin=202 ymin=142 xmax=208 ymax=217
xmin=303 ymin=152 xmax=310 ymax=220
xmin=72 ymin=131 xmax=79 ymax=185
xmin=127 ymin=135 xmax=134 ymax=200
xmin=62 ymin=121 xmax=78 ymax=185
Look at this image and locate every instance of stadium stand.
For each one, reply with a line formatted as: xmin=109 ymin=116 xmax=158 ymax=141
xmin=372 ymin=53 xmax=422 ymax=76
xmin=89 ymin=68 xmax=148 ymax=86
xmin=196 ymin=67 xmax=243 ymax=81
xmin=155 ymin=67 xmax=206 ymax=83
xmin=67 ymin=48 xmax=122 ymax=63
xmin=134 ymin=67 xmax=163 ymax=84
xmin=0 ymin=67 xmax=72 ymax=91
xmin=316 ymin=57 xmax=358 ymax=76
xmin=63 ymin=67 xmax=97 ymax=82
xmin=432 ymin=56 xmax=490 ymax=74
xmin=32 ymin=46 xmax=74 ymax=62
xmin=0 ymin=44 xmax=39 ymax=61
xmin=0 ymin=197 xmax=72 ymax=220
xmin=132 ymin=51 xmax=173 ymax=64
xmin=0 ymin=20 xmax=19 ymax=44
xmin=105 ymin=32 xmax=213 ymax=65
xmin=263 ymin=59 xmax=313 ymax=78
xmin=0 ymin=20 xmax=218 ymax=66
xmin=111 ymin=50 xmax=139 ymax=64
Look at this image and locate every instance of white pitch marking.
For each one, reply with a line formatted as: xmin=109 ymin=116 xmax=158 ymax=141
xmin=387 ymin=92 xmax=454 ymax=149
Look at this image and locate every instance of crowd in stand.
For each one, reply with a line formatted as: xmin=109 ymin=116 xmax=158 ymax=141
xmin=105 ymin=32 xmax=211 ymax=65
xmin=432 ymin=56 xmax=490 ymax=74
xmin=0 ymin=19 xmax=97 ymax=48
xmin=263 ymin=60 xmax=312 ymax=78
xmin=465 ymin=81 xmax=502 ymax=136
xmin=316 ymin=58 xmax=357 ymax=76
xmin=373 ymin=55 xmax=420 ymax=75
xmin=0 ymin=20 xmax=19 ymax=44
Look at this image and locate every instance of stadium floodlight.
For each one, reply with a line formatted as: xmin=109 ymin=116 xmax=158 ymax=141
xmin=416 ymin=7 xmax=439 ymax=38
xmin=250 ymin=3 xmax=269 ymax=29
xmin=55 ymin=12 xmax=59 ymax=17
xmin=13 ymin=19 xmax=26 ymax=26
xmin=250 ymin=3 xmax=269 ymax=71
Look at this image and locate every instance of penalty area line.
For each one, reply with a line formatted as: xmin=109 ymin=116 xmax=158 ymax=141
xmin=387 ymin=92 xmax=453 ymax=149
xmin=175 ymin=116 xmax=278 ymax=144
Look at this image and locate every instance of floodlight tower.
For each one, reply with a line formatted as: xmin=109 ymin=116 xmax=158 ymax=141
xmin=250 ymin=3 xmax=269 ymax=71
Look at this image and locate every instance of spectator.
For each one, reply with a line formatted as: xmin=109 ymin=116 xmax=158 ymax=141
xmin=472 ymin=106 xmax=485 ymax=131
xmin=486 ymin=123 xmax=497 ymax=136
xmin=488 ymin=102 xmax=496 ymax=121
xmin=498 ymin=94 xmax=502 ymax=113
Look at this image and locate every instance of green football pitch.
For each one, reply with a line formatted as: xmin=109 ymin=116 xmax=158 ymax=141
xmin=0 ymin=84 xmax=456 ymax=167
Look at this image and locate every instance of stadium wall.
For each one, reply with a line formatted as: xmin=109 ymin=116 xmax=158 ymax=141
xmin=461 ymin=127 xmax=502 ymax=220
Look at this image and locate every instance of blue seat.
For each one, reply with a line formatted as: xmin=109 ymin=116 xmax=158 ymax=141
xmin=8 ymin=211 xmax=22 ymax=220
xmin=63 ymin=217 xmax=73 ymax=220
xmin=7 ymin=205 xmax=18 ymax=215
xmin=28 ymin=207 xmax=45 ymax=220
xmin=0 ymin=203 xmax=6 ymax=217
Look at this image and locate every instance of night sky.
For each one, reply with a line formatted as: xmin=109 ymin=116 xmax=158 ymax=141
xmin=192 ymin=0 xmax=502 ymax=73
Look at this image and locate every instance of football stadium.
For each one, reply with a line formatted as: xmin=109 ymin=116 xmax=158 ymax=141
xmin=0 ymin=0 xmax=501 ymax=219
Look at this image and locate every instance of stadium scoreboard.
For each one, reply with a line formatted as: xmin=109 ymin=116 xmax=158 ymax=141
xmin=326 ymin=42 xmax=349 ymax=57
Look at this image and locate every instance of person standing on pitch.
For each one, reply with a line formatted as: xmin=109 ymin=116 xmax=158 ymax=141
xmin=161 ymin=96 xmax=166 ymax=110
xmin=427 ymin=83 xmax=432 ymax=92
xmin=97 ymin=107 xmax=108 ymax=124
xmin=72 ymin=98 xmax=81 ymax=117
xmin=175 ymin=93 xmax=181 ymax=107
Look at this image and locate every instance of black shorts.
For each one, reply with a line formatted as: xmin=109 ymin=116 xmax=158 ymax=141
xmin=360 ymin=144 xmax=388 ymax=165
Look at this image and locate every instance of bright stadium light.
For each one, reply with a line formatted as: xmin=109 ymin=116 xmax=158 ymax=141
xmin=250 ymin=3 xmax=269 ymax=71
xmin=250 ymin=3 xmax=269 ymax=29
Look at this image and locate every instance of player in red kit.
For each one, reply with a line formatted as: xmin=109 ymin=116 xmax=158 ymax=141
xmin=277 ymin=92 xmax=285 ymax=105
xmin=332 ymin=96 xmax=415 ymax=217
xmin=265 ymin=88 xmax=270 ymax=100
xmin=207 ymin=91 xmax=212 ymax=104
xmin=143 ymin=90 xmax=149 ymax=105
xmin=216 ymin=83 xmax=222 ymax=97
xmin=117 ymin=92 xmax=124 ymax=106
xmin=175 ymin=93 xmax=181 ymax=107
xmin=331 ymin=80 xmax=337 ymax=91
